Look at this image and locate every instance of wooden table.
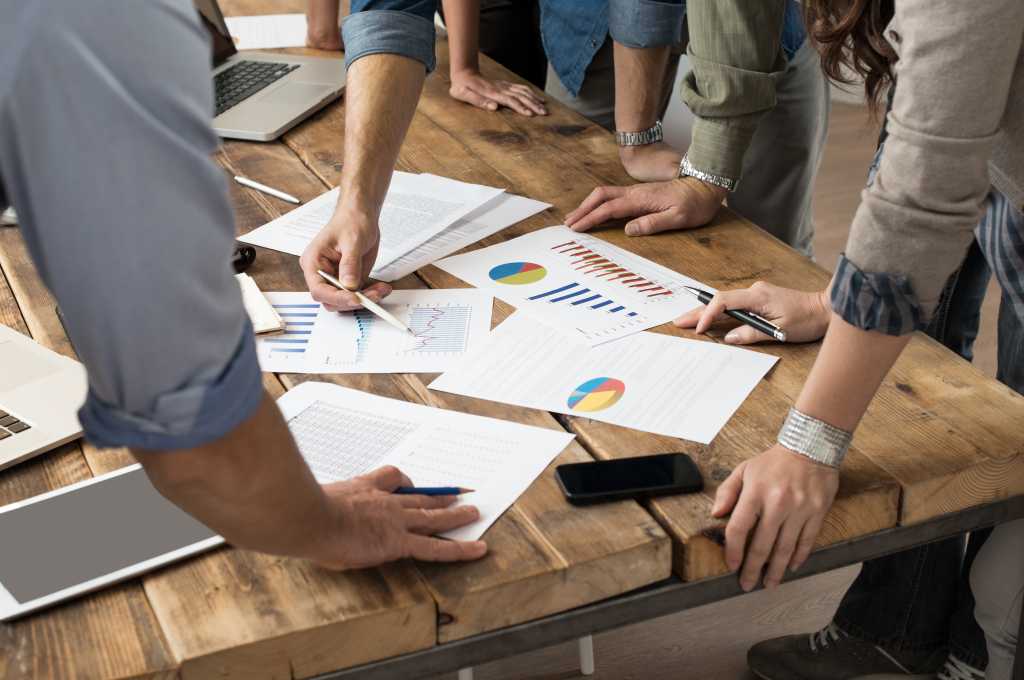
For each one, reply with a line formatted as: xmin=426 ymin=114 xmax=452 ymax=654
xmin=2 ymin=2 xmax=1023 ymax=678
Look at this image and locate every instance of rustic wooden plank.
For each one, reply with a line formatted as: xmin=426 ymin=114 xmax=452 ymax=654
xmin=133 ymin=142 xmax=438 ymax=680
xmin=224 ymin=137 xmax=671 ymax=642
xmin=0 ymin=236 xmax=178 ymax=680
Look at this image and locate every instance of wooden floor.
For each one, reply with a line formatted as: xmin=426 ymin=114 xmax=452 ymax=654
xmin=429 ymin=102 xmax=1003 ymax=680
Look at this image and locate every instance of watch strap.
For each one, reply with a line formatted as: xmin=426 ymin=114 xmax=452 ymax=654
xmin=678 ymin=154 xmax=739 ymax=192
xmin=615 ymin=120 xmax=664 ymax=147
xmin=777 ymin=408 xmax=852 ymax=468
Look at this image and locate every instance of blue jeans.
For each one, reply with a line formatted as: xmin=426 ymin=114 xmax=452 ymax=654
xmin=834 ymin=210 xmax=1024 ymax=670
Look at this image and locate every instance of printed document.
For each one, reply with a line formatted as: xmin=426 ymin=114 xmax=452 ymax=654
xmin=277 ymin=381 xmax=575 ymax=540
xmin=224 ymin=14 xmax=308 ymax=50
xmin=255 ymin=289 xmax=493 ymax=374
xmin=429 ymin=312 xmax=779 ymax=444
xmin=238 ymin=172 xmax=505 ymax=269
xmin=434 ymin=225 xmax=707 ymax=345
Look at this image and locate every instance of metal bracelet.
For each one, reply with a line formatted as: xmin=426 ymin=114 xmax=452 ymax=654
xmin=678 ymin=154 xmax=738 ymax=192
xmin=615 ymin=120 xmax=664 ymax=147
xmin=777 ymin=408 xmax=852 ymax=468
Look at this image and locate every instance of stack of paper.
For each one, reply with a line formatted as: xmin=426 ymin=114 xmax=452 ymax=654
xmin=237 ymin=172 xmax=549 ymax=281
xmin=279 ymin=381 xmax=574 ymax=540
xmin=224 ymin=14 xmax=308 ymax=51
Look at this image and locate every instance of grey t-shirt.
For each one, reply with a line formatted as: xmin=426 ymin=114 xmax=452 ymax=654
xmin=0 ymin=0 xmax=262 ymax=449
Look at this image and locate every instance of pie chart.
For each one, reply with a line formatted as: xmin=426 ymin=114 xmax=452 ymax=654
xmin=568 ymin=377 xmax=625 ymax=413
xmin=488 ymin=261 xmax=547 ymax=285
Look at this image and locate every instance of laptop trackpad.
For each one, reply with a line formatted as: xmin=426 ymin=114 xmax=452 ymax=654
xmin=0 ymin=338 xmax=62 ymax=392
xmin=271 ymin=81 xmax=333 ymax=110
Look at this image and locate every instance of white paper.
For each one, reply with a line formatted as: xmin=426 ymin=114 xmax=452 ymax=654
xmin=434 ymin=225 xmax=709 ymax=346
xmin=277 ymin=381 xmax=574 ymax=540
xmin=372 ymin=189 xmax=551 ymax=282
xmin=224 ymin=14 xmax=308 ymax=50
xmin=238 ymin=172 xmax=505 ymax=269
xmin=255 ymin=289 xmax=493 ymax=374
xmin=429 ymin=312 xmax=778 ymax=444
xmin=237 ymin=273 xmax=284 ymax=334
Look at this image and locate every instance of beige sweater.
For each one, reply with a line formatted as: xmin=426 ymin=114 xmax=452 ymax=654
xmin=844 ymin=0 xmax=1023 ymax=316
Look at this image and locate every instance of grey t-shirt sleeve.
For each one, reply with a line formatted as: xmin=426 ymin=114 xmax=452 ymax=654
xmin=0 ymin=0 xmax=263 ymax=450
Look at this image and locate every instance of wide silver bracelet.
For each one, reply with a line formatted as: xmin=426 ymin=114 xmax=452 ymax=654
xmin=678 ymin=154 xmax=738 ymax=192
xmin=615 ymin=120 xmax=663 ymax=147
xmin=777 ymin=408 xmax=852 ymax=469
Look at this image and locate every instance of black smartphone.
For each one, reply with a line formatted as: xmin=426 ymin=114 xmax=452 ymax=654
xmin=555 ymin=453 xmax=703 ymax=505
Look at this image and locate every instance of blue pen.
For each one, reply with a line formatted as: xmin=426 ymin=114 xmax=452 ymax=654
xmin=394 ymin=486 xmax=474 ymax=496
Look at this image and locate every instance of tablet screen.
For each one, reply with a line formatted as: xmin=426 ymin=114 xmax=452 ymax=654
xmin=0 ymin=467 xmax=217 ymax=604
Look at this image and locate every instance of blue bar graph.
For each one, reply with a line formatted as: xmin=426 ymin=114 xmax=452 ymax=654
xmin=528 ymin=283 xmax=578 ymax=300
xmin=550 ymin=288 xmax=591 ymax=303
xmin=571 ymin=294 xmax=603 ymax=306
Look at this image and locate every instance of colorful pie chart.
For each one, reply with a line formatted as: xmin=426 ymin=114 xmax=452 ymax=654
xmin=568 ymin=377 xmax=625 ymax=413
xmin=488 ymin=261 xmax=547 ymax=285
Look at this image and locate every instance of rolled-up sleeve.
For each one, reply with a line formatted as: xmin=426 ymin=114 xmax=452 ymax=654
xmin=0 ymin=0 xmax=263 ymax=450
xmin=344 ymin=0 xmax=438 ymax=73
xmin=680 ymin=0 xmax=786 ymax=184
xmin=609 ymin=0 xmax=683 ymax=50
xmin=834 ymin=0 xmax=1024 ymax=332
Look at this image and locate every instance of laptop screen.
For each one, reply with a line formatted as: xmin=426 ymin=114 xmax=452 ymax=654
xmin=194 ymin=0 xmax=237 ymax=67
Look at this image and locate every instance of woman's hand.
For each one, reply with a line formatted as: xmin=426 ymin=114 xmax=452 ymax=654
xmin=675 ymin=281 xmax=831 ymax=345
xmin=714 ymin=445 xmax=840 ymax=591
xmin=449 ymin=69 xmax=547 ymax=116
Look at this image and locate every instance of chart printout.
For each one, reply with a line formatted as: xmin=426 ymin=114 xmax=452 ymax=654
xmin=255 ymin=289 xmax=493 ymax=374
xmin=277 ymin=381 xmax=575 ymax=540
xmin=429 ymin=312 xmax=779 ymax=444
xmin=238 ymin=172 xmax=505 ymax=268
xmin=434 ymin=226 xmax=708 ymax=345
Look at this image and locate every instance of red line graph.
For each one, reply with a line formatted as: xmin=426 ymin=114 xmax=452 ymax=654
xmin=550 ymin=240 xmax=674 ymax=298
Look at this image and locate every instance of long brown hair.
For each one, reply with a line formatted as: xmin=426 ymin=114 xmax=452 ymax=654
xmin=804 ymin=0 xmax=896 ymax=114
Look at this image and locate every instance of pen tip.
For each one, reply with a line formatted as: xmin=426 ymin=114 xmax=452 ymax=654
xmin=460 ymin=488 xmax=475 ymax=494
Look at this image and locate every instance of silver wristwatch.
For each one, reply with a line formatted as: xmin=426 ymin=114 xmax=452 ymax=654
xmin=777 ymin=408 xmax=852 ymax=468
xmin=678 ymin=154 xmax=738 ymax=192
xmin=615 ymin=120 xmax=663 ymax=147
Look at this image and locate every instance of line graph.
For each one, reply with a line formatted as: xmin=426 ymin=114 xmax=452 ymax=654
xmin=406 ymin=304 xmax=474 ymax=354
xmin=550 ymin=239 xmax=675 ymax=298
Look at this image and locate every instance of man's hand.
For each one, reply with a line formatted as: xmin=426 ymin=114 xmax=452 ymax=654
xmin=299 ymin=208 xmax=392 ymax=311
xmin=675 ymin=282 xmax=832 ymax=345
xmin=450 ymin=69 xmax=547 ymax=116
xmin=565 ymin=177 xmax=726 ymax=235
xmin=312 ymin=466 xmax=488 ymax=570
xmin=713 ymin=445 xmax=839 ymax=591
xmin=619 ymin=143 xmax=684 ymax=183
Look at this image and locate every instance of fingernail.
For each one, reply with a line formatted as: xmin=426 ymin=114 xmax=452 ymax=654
xmin=725 ymin=330 xmax=740 ymax=343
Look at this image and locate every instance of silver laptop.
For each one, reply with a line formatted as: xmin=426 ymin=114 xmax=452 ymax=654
xmin=196 ymin=0 xmax=346 ymax=142
xmin=0 ymin=324 xmax=86 ymax=472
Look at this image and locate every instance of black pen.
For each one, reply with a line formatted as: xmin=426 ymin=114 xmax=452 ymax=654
xmin=682 ymin=286 xmax=787 ymax=342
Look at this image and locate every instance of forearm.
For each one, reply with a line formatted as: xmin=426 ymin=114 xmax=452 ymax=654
xmin=442 ymin=0 xmax=480 ymax=75
xmin=794 ymin=314 xmax=911 ymax=432
xmin=613 ymin=42 xmax=670 ymax=133
xmin=338 ymin=54 xmax=426 ymax=217
xmin=134 ymin=392 xmax=332 ymax=561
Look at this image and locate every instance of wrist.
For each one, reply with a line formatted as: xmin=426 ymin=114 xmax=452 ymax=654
xmin=677 ymin=175 xmax=728 ymax=203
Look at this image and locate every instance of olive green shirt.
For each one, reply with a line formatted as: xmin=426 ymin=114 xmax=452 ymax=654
xmin=680 ymin=0 xmax=788 ymax=184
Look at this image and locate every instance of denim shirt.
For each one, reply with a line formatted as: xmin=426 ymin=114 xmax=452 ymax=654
xmin=345 ymin=0 xmax=805 ymax=95
xmin=542 ymin=0 xmax=808 ymax=97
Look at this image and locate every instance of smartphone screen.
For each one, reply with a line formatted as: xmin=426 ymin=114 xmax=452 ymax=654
xmin=556 ymin=453 xmax=703 ymax=504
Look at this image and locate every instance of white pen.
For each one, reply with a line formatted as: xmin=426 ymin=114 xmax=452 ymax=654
xmin=233 ymin=175 xmax=301 ymax=204
xmin=316 ymin=269 xmax=415 ymax=336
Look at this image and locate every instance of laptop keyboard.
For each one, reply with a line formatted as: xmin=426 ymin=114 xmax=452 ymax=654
xmin=0 ymin=409 xmax=31 ymax=441
xmin=214 ymin=60 xmax=299 ymax=116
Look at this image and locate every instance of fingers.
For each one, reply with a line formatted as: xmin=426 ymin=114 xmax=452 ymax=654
xmin=724 ymin=489 xmax=759 ymax=573
xmin=566 ymin=195 xmax=640 ymax=233
xmin=763 ymin=518 xmax=804 ymax=589
xmin=396 ymin=494 xmax=458 ymax=509
xmin=404 ymin=534 xmax=488 ymax=562
xmin=366 ymin=465 xmax=413 ymax=491
xmin=723 ymin=324 xmax=772 ymax=345
xmin=404 ymin=504 xmax=480 ymax=535
xmin=712 ymin=462 xmax=745 ymax=518
xmin=624 ymin=208 xmax=686 ymax=236
xmin=672 ymin=307 xmax=705 ymax=329
xmin=452 ymin=84 xmax=499 ymax=112
xmin=565 ymin=186 xmax=627 ymax=229
xmin=694 ymin=288 xmax=766 ymax=335
xmin=739 ymin=508 xmax=784 ymax=591
xmin=789 ymin=511 xmax=825 ymax=572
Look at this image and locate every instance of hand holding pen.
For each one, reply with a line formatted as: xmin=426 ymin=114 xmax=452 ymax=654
xmin=674 ymin=282 xmax=833 ymax=346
